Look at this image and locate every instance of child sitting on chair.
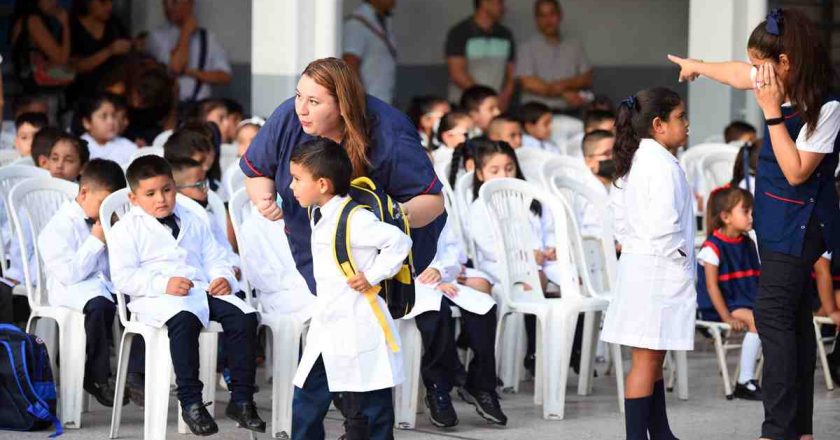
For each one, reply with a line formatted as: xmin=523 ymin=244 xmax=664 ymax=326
xmin=38 ymin=159 xmax=126 ymax=406
xmin=108 ymin=155 xmax=264 ymax=436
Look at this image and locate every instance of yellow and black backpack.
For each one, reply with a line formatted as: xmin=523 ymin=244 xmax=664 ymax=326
xmin=320 ymin=177 xmax=415 ymax=350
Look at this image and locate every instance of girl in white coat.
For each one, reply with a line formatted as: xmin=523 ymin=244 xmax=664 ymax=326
xmin=599 ymin=88 xmax=692 ymax=440
xmin=77 ymin=94 xmax=138 ymax=168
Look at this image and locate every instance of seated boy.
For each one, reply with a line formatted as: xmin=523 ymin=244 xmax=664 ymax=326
xmin=289 ymin=138 xmax=411 ymax=440
xmin=109 ymin=155 xmax=264 ymax=435
xmin=519 ymin=101 xmax=562 ymax=154
xmin=460 ymin=85 xmax=501 ymax=136
xmin=14 ymin=112 xmax=49 ymax=163
xmin=38 ymin=159 xmax=126 ymax=406
xmin=583 ymin=109 xmax=616 ymax=133
xmin=724 ymin=120 xmax=757 ymax=145
xmin=578 ymin=130 xmax=614 ymax=237
xmin=486 ymin=115 xmax=523 ymax=149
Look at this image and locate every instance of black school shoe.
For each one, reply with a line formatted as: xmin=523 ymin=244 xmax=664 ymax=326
xmin=425 ymin=385 xmax=458 ymax=428
xmin=457 ymin=387 xmax=507 ymax=426
xmin=733 ymin=380 xmax=763 ymax=401
xmin=126 ymin=373 xmax=145 ymax=407
xmin=84 ymin=379 xmax=127 ymax=407
xmin=225 ymin=400 xmax=266 ymax=433
xmin=182 ymin=402 xmax=219 ymax=436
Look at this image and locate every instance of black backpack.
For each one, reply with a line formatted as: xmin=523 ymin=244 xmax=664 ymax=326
xmin=326 ymin=177 xmax=416 ymax=320
xmin=0 ymin=324 xmax=61 ymax=437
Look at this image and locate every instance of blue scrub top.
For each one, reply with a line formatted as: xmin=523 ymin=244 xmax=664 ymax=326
xmin=241 ymin=94 xmax=445 ymax=293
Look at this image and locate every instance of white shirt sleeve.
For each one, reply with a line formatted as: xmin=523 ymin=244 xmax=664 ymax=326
xmin=697 ymin=245 xmax=720 ymax=266
xmin=206 ymin=32 xmax=232 ymax=74
xmin=796 ymin=101 xmax=840 ymax=153
xmin=821 ymin=251 xmax=832 ymax=261
xmin=342 ymin=18 xmax=368 ymax=58
xmin=427 ymin=220 xmax=462 ymax=284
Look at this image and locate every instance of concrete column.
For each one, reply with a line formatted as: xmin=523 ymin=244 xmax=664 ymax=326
xmin=251 ymin=0 xmax=343 ymax=117
xmin=687 ymin=0 xmax=766 ymax=143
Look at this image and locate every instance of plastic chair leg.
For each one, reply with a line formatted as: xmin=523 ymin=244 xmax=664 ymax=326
xmin=611 ymin=343 xmax=625 ymax=413
xmin=710 ymin=328 xmax=733 ymax=398
xmin=499 ymin=313 xmax=525 ymax=393
xmin=815 ymin=319 xmax=835 ymax=391
xmin=577 ymin=311 xmax=600 ymax=396
xmin=110 ymin=332 xmax=134 ymax=438
xmin=394 ymin=319 xmax=422 ymax=430
xmin=268 ymin=318 xmax=301 ymax=439
xmin=541 ymin=309 xmax=578 ymax=420
xmin=144 ymin=332 xmax=173 ymax=440
xmin=59 ymin=313 xmax=86 ymax=429
xmin=264 ymin=327 xmax=274 ymax=383
xmin=675 ymin=350 xmax=689 ymax=400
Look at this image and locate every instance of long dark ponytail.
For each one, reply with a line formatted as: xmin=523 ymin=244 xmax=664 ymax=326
xmin=613 ymin=87 xmax=683 ymax=181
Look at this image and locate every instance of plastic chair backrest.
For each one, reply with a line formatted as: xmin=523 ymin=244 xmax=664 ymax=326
xmin=227 ymin=188 xmax=254 ymax=305
xmin=9 ymin=177 xmax=78 ymax=309
xmin=99 ymin=188 xmax=133 ymax=326
xmin=0 ymin=166 xmax=50 ymax=272
xmin=223 ymin=161 xmax=246 ymax=199
xmin=478 ymin=178 xmax=586 ymax=308
xmin=550 ymin=114 xmax=584 ymax=145
xmin=678 ymin=143 xmax=737 ymax=193
xmin=549 ymin=176 xmax=617 ymax=299
xmin=129 ymin=146 xmax=164 ymax=164
xmin=454 ymin=170 xmax=476 ymax=260
xmin=540 ymin=155 xmax=600 ymax=193
xmin=205 ymin=190 xmax=227 ymax=234
xmin=515 ymin=147 xmax=553 ymax=186
xmin=219 ymin=143 xmax=238 ymax=173
xmin=700 ymin=149 xmax=738 ymax=194
xmin=0 ymin=150 xmax=21 ymax=167
xmin=437 ymin=171 xmax=469 ymax=259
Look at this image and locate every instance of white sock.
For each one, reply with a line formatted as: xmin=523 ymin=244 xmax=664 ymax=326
xmin=738 ymin=332 xmax=761 ymax=384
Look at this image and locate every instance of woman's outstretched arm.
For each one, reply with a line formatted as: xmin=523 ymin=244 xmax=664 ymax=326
xmin=667 ymin=54 xmax=754 ymax=90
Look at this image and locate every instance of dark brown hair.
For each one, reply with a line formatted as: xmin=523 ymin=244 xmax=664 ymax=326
xmin=748 ymin=8 xmax=834 ymax=138
xmin=613 ymin=87 xmax=682 ymax=181
xmin=706 ymin=186 xmax=754 ymax=235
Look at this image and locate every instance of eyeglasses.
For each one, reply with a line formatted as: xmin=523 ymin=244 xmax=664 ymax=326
xmin=176 ymin=180 xmax=208 ymax=191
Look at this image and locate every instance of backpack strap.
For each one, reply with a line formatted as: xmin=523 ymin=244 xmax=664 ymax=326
xmin=333 ymin=199 xmax=400 ymax=353
xmin=189 ymin=28 xmax=209 ymax=102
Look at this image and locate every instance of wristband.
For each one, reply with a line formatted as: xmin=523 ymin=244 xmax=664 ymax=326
xmin=766 ymin=116 xmax=785 ymax=126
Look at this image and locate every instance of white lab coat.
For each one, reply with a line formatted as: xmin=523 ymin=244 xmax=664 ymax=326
xmin=294 ymin=195 xmax=411 ymax=392
xmin=405 ymin=218 xmax=495 ymax=319
xmin=238 ymin=205 xmax=315 ymax=321
xmin=38 ymin=200 xmax=113 ymax=311
xmin=601 ymin=138 xmax=696 ymax=351
xmin=108 ymin=204 xmax=255 ymax=328
xmin=204 ymin=203 xmax=240 ymax=269
xmin=522 ymin=133 xmax=562 ymax=155
xmin=468 ymin=197 xmax=564 ymax=285
xmin=81 ymin=134 xmax=138 ymax=168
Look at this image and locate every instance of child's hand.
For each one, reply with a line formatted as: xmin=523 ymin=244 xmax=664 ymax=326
xmin=754 ymin=63 xmax=785 ymax=117
xmin=667 ymin=54 xmax=702 ymax=83
xmin=534 ymin=250 xmax=545 ymax=266
xmin=417 ymin=268 xmax=442 ymax=285
xmin=347 ymin=272 xmax=373 ymax=293
xmin=544 ymin=247 xmax=557 ymax=261
xmin=208 ymin=278 xmax=231 ymax=296
xmin=437 ymin=283 xmax=459 ymax=298
xmin=724 ymin=316 xmax=745 ymax=332
xmin=90 ymin=220 xmax=105 ymax=243
xmin=166 ymin=277 xmax=193 ymax=296
xmin=256 ymin=193 xmax=283 ymax=221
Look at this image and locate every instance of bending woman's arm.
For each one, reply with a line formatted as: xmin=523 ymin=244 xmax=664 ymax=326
xmin=402 ymin=193 xmax=444 ymax=228
xmin=667 ymin=54 xmax=754 ymax=90
xmin=245 ymin=176 xmax=283 ymax=221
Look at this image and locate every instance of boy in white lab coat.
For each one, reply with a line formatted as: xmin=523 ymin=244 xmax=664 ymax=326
xmin=108 ymin=155 xmax=265 ymax=436
xmin=288 ymin=138 xmax=412 ymax=440
xmin=38 ymin=159 xmax=125 ymax=407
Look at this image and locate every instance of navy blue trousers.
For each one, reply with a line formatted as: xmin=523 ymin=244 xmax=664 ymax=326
xmin=83 ymin=296 xmax=116 ymax=383
xmin=292 ymin=356 xmax=394 ymax=440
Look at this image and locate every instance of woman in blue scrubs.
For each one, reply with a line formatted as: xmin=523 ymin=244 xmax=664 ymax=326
xmin=241 ymin=57 xmax=445 ymax=440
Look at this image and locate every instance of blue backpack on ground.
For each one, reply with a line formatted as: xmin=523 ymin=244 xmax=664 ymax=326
xmin=0 ymin=323 xmax=62 ymax=437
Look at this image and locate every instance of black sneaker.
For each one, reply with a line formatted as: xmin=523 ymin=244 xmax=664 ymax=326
xmin=733 ymin=380 xmax=763 ymax=401
xmin=457 ymin=388 xmax=507 ymax=426
xmin=425 ymin=386 xmax=458 ymax=428
xmin=225 ymin=400 xmax=266 ymax=433
xmin=84 ymin=379 xmax=116 ymax=407
xmin=181 ymin=402 xmax=219 ymax=436
xmin=523 ymin=354 xmax=536 ymax=377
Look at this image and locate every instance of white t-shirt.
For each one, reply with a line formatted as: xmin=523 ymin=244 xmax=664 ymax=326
xmin=343 ymin=3 xmax=396 ymax=104
xmin=697 ymin=245 xmax=720 ymax=267
xmin=81 ymin=134 xmax=138 ymax=168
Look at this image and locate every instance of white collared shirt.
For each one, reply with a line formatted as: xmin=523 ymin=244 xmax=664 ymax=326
xmin=81 ymin=133 xmax=138 ymax=168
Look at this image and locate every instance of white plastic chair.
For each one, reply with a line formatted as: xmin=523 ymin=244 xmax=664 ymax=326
xmin=220 ymin=143 xmax=238 ymax=173
xmin=228 ymin=187 xmax=306 ymax=438
xmin=550 ymin=115 xmax=584 ymax=148
xmin=175 ymin=191 xmax=225 ymax=230
xmin=541 ymin=155 xmax=602 ymax=196
xmin=0 ymin=166 xmax=50 ymax=276
xmin=515 ymin=147 xmax=555 ymax=187
xmin=479 ymin=178 xmax=618 ymax=419
xmin=437 ymin=170 xmax=469 ymax=261
xmin=10 ymin=177 xmax=89 ymax=428
xmin=102 ymin=189 xmax=222 ymax=439
xmin=394 ymin=318 xmax=423 ymax=429
xmin=700 ymin=149 xmax=738 ymax=195
xmin=128 ymin=146 xmax=164 ymax=164
xmin=0 ymin=149 xmax=21 ymax=166
xmin=223 ymin=161 xmax=247 ymax=200
xmin=814 ymin=316 xmax=837 ymax=391
xmin=678 ymin=143 xmax=738 ymax=197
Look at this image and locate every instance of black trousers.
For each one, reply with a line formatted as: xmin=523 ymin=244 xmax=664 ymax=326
xmin=755 ymin=215 xmax=824 ymax=439
xmin=415 ymin=299 xmax=498 ymax=392
xmin=166 ymin=295 xmax=258 ymax=407
xmin=83 ymin=296 xmax=116 ymax=384
xmin=0 ymin=282 xmax=12 ymax=324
